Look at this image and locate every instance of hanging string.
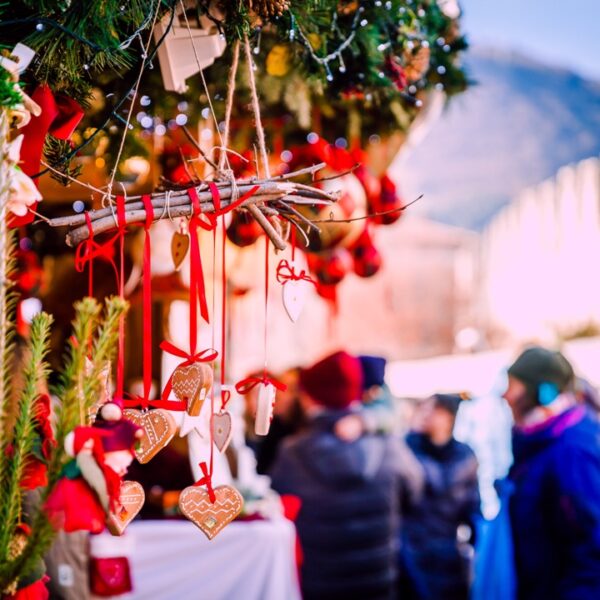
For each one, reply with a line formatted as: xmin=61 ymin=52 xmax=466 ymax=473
xmin=220 ymin=215 xmax=229 ymax=413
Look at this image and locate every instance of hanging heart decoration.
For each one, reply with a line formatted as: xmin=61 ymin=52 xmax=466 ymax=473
xmin=123 ymin=408 xmax=177 ymax=464
xmin=282 ymin=278 xmax=310 ymax=322
xmin=107 ymin=480 xmax=145 ymax=536
xmin=171 ymin=230 xmax=190 ymax=271
xmin=179 ymin=484 xmax=243 ymax=540
xmin=255 ymin=382 xmax=276 ymax=436
xmin=276 ymin=259 xmax=315 ymax=323
xmin=212 ymin=411 xmax=232 ymax=452
xmin=172 ymin=362 xmax=213 ymax=416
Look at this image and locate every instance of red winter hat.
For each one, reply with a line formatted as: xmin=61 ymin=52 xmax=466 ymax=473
xmin=300 ymin=351 xmax=363 ymax=410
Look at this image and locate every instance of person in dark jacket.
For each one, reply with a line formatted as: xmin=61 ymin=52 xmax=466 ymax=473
xmin=399 ymin=393 xmax=480 ymax=600
xmin=504 ymin=346 xmax=600 ymax=600
xmin=270 ymin=351 xmax=423 ymax=600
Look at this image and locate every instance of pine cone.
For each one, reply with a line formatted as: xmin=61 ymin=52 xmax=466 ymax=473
xmin=247 ymin=0 xmax=291 ymax=18
xmin=404 ymin=46 xmax=431 ymax=82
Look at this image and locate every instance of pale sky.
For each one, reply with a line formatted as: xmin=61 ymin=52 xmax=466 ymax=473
xmin=460 ymin=0 xmax=600 ymax=80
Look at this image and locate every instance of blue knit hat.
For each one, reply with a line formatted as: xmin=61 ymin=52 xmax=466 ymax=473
xmin=358 ymin=355 xmax=387 ymax=390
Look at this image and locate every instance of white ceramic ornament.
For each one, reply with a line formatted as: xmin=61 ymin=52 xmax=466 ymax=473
xmin=282 ymin=279 xmax=310 ymax=323
xmin=255 ymin=383 xmax=276 ymax=436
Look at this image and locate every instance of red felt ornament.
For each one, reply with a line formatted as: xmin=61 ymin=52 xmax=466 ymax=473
xmin=369 ymin=174 xmax=403 ymax=225
xmin=349 ymin=227 xmax=383 ymax=278
xmin=307 ymin=250 xmax=350 ymax=286
xmin=226 ymin=211 xmax=263 ymax=247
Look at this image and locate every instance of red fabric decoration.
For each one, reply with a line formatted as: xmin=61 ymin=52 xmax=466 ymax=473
xmin=299 ymin=351 xmax=363 ymax=409
xmin=8 ymin=576 xmax=50 ymax=600
xmin=45 ymin=477 xmax=108 ymax=534
xmin=89 ymin=556 xmax=132 ymax=597
xmin=11 ymin=85 xmax=84 ymax=226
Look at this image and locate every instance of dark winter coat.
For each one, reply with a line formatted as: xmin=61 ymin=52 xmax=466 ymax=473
xmin=270 ymin=409 xmax=423 ymax=600
xmin=399 ymin=432 xmax=480 ymax=600
xmin=509 ymin=405 xmax=600 ymax=600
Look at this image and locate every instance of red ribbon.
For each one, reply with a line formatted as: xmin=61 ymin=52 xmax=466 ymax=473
xmin=74 ymin=213 xmax=120 ymax=296
xmin=115 ymin=196 xmax=127 ymax=400
xmin=194 ymin=183 xmax=261 ymax=232
xmin=123 ymin=196 xmax=159 ymax=411
xmin=276 ymin=259 xmax=316 ymax=287
xmin=10 ymin=85 xmax=84 ymax=227
xmin=235 ymin=372 xmax=287 ymax=395
xmin=194 ymin=461 xmax=216 ymax=504
xmin=187 ymin=187 xmax=211 ymax=325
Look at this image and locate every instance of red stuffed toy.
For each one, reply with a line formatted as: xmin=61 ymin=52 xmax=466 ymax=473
xmin=45 ymin=402 xmax=142 ymax=533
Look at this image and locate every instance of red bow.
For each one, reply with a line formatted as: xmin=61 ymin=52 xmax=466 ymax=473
xmin=11 ymin=85 xmax=84 ymax=226
xmin=194 ymin=182 xmax=262 ymax=231
xmin=235 ymin=372 xmax=287 ymax=395
xmin=276 ymin=259 xmax=316 ymax=286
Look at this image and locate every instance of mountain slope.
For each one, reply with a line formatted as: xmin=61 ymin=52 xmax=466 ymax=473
xmin=392 ymin=47 xmax=600 ymax=229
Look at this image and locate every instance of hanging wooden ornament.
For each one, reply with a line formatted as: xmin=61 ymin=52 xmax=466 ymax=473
xmin=171 ymin=227 xmax=190 ymax=271
xmin=212 ymin=411 xmax=232 ymax=453
xmin=107 ymin=480 xmax=145 ymax=536
xmin=255 ymin=382 xmax=276 ymax=436
xmin=172 ymin=362 xmax=213 ymax=416
xmin=179 ymin=485 xmax=243 ymax=540
xmin=122 ymin=409 xmax=177 ymax=464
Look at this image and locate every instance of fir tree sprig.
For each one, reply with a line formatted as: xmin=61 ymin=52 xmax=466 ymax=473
xmin=0 ymin=296 xmax=127 ymax=591
xmin=0 ymin=311 xmax=53 ymax=564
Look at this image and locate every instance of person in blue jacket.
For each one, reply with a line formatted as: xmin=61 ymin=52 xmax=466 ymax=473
xmin=399 ymin=393 xmax=480 ymax=599
xmin=504 ymin=346 xmax=600 ymax=600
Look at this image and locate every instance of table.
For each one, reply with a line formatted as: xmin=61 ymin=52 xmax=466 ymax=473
xmin=91 ymin=519 xmax=301 ymax=600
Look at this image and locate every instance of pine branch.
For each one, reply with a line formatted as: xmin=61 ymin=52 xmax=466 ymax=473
xmin=0 ymin=296 xmax=127 ymax=590
xmin=0 ymin=312 xmax=53 ymax=565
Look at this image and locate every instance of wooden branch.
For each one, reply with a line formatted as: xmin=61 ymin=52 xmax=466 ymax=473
xmin=47 ymin=165 xmax=341 ymax=251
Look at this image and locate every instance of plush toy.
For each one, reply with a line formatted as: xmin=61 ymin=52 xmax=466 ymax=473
xmin=45 ymin=402 xmax=142 ymax=533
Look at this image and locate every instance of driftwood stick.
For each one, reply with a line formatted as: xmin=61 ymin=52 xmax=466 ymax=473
xmin=48 ymin=181 xmax=324 ymax=229
xmin=277 ymin=201 xmax=321 ymax=233
xmin=247 ymin=204 xmax=286 ymax=250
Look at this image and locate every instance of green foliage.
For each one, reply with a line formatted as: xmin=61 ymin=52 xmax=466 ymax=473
xmin=0 ymin=68 xmax=23 ymax=111
xmin=0 ymin=292 xmax=128 ymax=591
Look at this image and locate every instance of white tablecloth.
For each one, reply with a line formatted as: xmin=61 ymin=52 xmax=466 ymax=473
xmin=91 ymin=519 xmax=301 ymax=600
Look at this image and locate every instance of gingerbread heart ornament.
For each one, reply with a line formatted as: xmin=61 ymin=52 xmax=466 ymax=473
xmin=171 ymin=231 xmax=190 ymax=271
xmin=212 ymin=411 xmax=232 ymax=452
xmin=179 ymin=485 xmax=243 ymax=540
xmin=123 ymin=408 xmax=177 ymax=464
xmin=172 ymin=363 xmax=213 ymax=416
xmin=107 ymin=481 xmax=145 ymax=536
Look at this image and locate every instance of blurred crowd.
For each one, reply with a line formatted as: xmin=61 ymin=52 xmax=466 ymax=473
xmin=250 ymin=347 xmax=600 ymax=600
